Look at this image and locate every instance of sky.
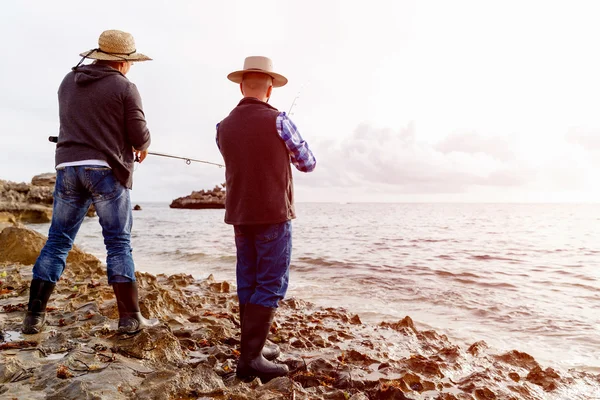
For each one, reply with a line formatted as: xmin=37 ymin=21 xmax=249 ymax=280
xmin=2 ymin=0 xmax=600 ymax=203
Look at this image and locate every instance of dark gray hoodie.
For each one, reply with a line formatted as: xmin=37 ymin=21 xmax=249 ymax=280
xmin=55 ymin=63 xmax=151 ymax=189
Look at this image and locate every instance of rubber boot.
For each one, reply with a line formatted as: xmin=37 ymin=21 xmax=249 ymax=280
xmin=236 ymin=304 xmax=289 ymax=382
xmin=22 ymin=279 xmax=56 ymax=334
xmin=240 ymin=303 xmax=281 ymax=361
xmin=112 ymin=282 xmax=159 ymax=333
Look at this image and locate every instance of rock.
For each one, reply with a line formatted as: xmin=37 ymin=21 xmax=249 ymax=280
xmin=0 ymin=174 xmax=96 ymax=222
xmin=31 ymin=173 xmax=56 ymax=187
xmin=494 ymin=350 xmax=539 ymax=370
xmin=380 ymin=316 xmax=418 ymax=335
xmin=526 ymin=366 xmax=561 ymax=391
xmin=0 ymin=227 xmax=596 ymax=400
xmin=133 ymin=204 xmax=142 ymax=211
xmin=114 ymin=325 xmax=184 ymax=365
xmin=0 ymin=203 xmax=52 ymax=223
xmin=0 ymin=226 xmax=101 ymax=266
xmin=0 ymin=358 xmax=25 ymax=384
xmin=170 ymin=184 xmax=226 ymax=209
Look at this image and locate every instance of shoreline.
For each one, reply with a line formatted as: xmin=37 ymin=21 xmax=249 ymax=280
xmin=20 ymin=218 xmax=600 ymax=373
xmin=1 ymin=226 xmax=599 ymax=399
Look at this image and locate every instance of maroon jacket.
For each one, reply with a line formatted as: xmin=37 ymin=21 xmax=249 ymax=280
xmin=217 ymin=98 xmax=295 ymax=225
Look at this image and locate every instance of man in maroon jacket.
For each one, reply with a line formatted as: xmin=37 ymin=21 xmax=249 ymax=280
xmin=217 ymin=56 xmax=316 ymax=382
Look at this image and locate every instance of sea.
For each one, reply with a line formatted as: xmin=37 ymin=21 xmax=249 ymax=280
xmin=27 ymin=202 xmax=600 ymax=371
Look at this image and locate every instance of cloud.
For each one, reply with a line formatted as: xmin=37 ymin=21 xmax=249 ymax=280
xmin=301 ymin=122 xmax=533 ymax=195
xmin=566 ymin=127 xmax=600 ymax=151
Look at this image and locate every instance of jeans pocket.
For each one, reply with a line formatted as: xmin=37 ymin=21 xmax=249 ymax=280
xmin=86 ymin=168 xmax=122 ymax=201
xmin=256 ymin=222 xmax=285 ymax=243
xmin=55 ymin=168 xmax=78 ymax=198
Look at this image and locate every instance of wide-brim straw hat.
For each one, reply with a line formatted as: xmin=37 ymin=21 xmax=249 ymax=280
xmin=227 ymin=56 xmax=287 ymax=87
xmin=79 ymin=30 xmax=151 ymax=62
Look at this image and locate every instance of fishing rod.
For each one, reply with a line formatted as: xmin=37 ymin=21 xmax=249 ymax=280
xmin=144 ymin=151 xmax=223 ymax=167
xmin=48 ymin=136 xmax=224 ymax=168
xmin=288 ymin=92 xmax=300 ymax=115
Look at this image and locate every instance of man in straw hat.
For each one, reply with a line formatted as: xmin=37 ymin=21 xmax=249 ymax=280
xmin=217 ymin=56 xmax=316 ymax=382
xmin=22 ymin=30 xmax=158 ymax=335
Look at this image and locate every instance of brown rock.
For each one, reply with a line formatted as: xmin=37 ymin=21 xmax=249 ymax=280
xmin=494 ymin=350 xmax=539 ymax=370
xmin=473 ymin=387 xmax=497 ymax=399
xmin=0 ymin=226 xmax=101 ymax=266
xmin=0 ymin=175 xmax=95 ymax=221
xmin=31 ymin=173 xmax=56 ymax=187
xmin=467 ymin=341 xmax=488 ymax=356
xmin=170 ymin=184 xmax=226 ymax=209
xmin=380 ymin=316 xmax=418 ymax=335
xmin=526 ymin=366 xmax=561 ymax=391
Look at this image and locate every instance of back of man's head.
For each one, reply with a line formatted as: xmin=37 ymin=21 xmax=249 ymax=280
xmin=241 ymin=72 xmax=273 ymax=102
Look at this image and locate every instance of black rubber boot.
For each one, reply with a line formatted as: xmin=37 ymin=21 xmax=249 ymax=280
xmin=236 ymin=304 xmax=289 ymax=382
xmin=240 ymin=303 xmax=281 ymax=361
xmin=22 ymin=279 xmax=56 ymax=334
xmin=112 ymin=282 xmax=159 ymax=333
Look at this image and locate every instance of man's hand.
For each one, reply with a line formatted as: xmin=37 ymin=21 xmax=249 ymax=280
xmin=134 ymin=148 xmax=148 ymax=163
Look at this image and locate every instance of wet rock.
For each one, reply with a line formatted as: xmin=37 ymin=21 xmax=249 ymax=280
xmin=401 ymin=372 xmax=436 ymax=393
xmin=114 ymin=325 xmax=184 ymax=365
xmin=526 ymin=365 xmax=561 ymax=391
xmin=0 ymin=358 xmax=26 ymax=384
xmin=467 ymin=341 xmax=488 ymax=356
xmin=494 ymin=350 xmax=539 ymax=370
xmin=133 ymin=204 xmax=142 ymax=211
xmin=190 ymin=363 xmax=225 ymax=389
xmin=372 ymin=382 xmax=413 ymax=399
xmin=257 ymin=376 xmax=296 ymax=394
xmin=341 ymin=349 xmax=379 ymax=365
xmin=46 ymin=380 xmax=104 ymax=400
xmin=135 ymin=370 xmax=191 ymax=400
xmin=380 ymin=316 xmax=418 ymax=335
xmin=403 ymin=355 xmax=444 ymax=378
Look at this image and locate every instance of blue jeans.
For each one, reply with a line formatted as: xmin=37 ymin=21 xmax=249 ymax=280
xmin=234 ymin=221 xmax=292 ymax=308
xmin=33 ymin=166 xmax=136 ymax=284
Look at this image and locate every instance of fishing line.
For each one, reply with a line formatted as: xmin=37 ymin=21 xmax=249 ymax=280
xmin=48 ymin=136 xmax=224 ymax=168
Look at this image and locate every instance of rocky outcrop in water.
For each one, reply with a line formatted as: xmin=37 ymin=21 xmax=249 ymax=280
xmin=170 ymin=184 xmax=226 ymax=209
xmin=0 ymin=226 xmax=598 ymax=399
xmin=0 ymin=173 xmax=95 ymax=225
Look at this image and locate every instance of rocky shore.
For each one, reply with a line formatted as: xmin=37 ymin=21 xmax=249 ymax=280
xmin=0 ymin=226 xmax=599 ymax=399
xmin=0 ymin=174 xmax=94 ymax=228
xmin=170 ymin=184 xmax=226 ymax=210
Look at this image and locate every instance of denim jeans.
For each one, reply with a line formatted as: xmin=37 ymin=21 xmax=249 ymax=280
xmin=33 ymin=166 xmax=136 ymax=284
xmin=234 ymin=221 xmax=292 ymax=308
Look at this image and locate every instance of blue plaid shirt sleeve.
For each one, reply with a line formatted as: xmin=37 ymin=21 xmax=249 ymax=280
xmin=276 ymin=112 xmax=316 ymax=172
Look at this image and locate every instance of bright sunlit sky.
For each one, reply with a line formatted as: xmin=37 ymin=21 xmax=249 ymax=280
xmin=2 ymin=0 xmax=600 ymax=202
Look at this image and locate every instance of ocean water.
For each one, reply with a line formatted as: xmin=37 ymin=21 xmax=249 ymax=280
xmin=28 ymin=202 xmax=600 ymax=371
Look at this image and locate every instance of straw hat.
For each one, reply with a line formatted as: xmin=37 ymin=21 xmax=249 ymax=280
xmin=79 ymin=30 xmax=151 ymax=62
xmin=227 ymin=56 xmax=287 ymax=87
